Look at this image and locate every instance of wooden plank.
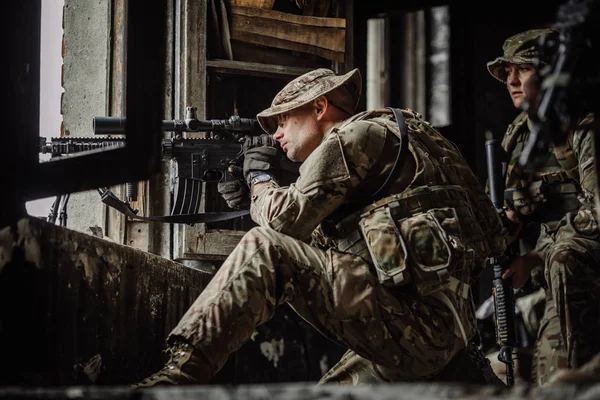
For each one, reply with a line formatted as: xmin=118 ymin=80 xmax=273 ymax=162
xmin=231 ymin=33 xmax=344 ymax=63
xmin=206 ymin=59 xmax=313 ymax=78
xmin=181 ymin=0 xmax=207 ymax=122
xmin=231 ymin=12 xmax=345 ymax=53
xmin=230 ymin=41 xmax=323 ymax=68
xmin=184 ymin=229 xmax=246 ymax=259
xmin=231 ymin=5 xmax=345 ymax=28
xmin=229 ymin=5 xmax=345 ymax=62
xmin=107 ymin=0 xmax=128 ymax=245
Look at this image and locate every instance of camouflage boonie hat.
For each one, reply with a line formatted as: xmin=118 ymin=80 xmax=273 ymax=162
xmin=487 ymin=28 xmax=557 ymax=83
xmin=257 ymin=68 xmax=362 ymax=134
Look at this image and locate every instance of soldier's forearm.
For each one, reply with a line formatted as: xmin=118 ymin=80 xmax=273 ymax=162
xmin=251 ymin=182 xmax=271 ymax=198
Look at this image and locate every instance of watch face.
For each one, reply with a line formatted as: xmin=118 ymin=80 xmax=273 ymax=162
xmin=253 ymin=174 xmax=272 ymax=184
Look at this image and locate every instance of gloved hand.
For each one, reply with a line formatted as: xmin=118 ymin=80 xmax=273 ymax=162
xmin=217 ymin=180 xmax=250 ymax=210
xmin=243 ymin=134 xmax=281 ymax=186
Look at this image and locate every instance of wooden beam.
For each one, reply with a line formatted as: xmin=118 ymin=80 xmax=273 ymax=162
xmin=183 ymin=229 xmax=247 ymax=259
xmin=232 ymin=5 xmax=346 ymax=28
xmin=206 ymin=59 xmax=313 ymax=78
xmin=229 ymin=5 xmax=345 ymax=62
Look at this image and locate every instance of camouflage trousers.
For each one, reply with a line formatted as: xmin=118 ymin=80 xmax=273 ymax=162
xmin=320 ymin=344 xmax=502 ymax=385
xmin=169 ymin=227 xmax=480 ymax=384
xmin=532 ymin=212 xmax=600 ymax=385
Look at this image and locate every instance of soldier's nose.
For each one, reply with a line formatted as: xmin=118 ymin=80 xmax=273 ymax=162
xmin=273 ymin=129 xmax=284 ymax=141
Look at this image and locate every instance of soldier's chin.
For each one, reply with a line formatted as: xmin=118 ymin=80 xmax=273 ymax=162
xmin=286 ymin=150 xmax=300 ymax=162
xmin=514 ymin=98 xmax=525 ymax=109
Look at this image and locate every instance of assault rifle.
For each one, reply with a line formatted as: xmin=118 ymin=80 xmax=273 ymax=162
xmin=39 ymin=107 xmax=297 ymax=224
xmin=485 ymin=138 xmax=518 ymax=387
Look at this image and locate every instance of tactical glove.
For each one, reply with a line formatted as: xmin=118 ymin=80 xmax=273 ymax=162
xmin=217 ymin=180 xmax=250 ymax=210
xmin=243 ymin=133 xmax=278 ymax=150
xmin=242 ymin=133 xmax=302 ymax=188
xmin=243 ymin=134 xmax=281 ymax=186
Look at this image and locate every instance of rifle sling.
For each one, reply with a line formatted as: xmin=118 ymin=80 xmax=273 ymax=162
xmin=372 ymin=107 xmax=409 ymax=198
xmin=131 ymin=210 xmax=250 ymax=224
xmin=100 ymin=189 xmax=249 ymax=224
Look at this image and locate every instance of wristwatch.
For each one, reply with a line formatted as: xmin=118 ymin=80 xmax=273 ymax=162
xmin=249 ymin=172 xmax=272 ymax=189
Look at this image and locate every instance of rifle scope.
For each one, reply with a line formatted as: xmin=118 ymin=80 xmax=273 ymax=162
xmin=93 ymin=115 xmax=257 ymax=135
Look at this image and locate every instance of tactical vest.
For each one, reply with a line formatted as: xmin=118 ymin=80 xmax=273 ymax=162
xmin=318 ymin=110 xmax=506 ymax=288
xmin=502 ymin=111 xmax=581 ymax=220
xmin=319 ymin=108 xmax=508 ymax=346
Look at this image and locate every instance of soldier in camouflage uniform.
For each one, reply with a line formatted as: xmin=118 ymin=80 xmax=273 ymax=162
xmin=487 ymin=29 xmax=600 ymax=385
xmin=133 ymin=68 xmax=507 ymax=387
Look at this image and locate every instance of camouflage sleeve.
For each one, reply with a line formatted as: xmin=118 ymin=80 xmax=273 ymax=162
xmin=250 ymin=120 xmax=388 ymax=242
xmin=572 ymin=114 xmax=597 ymax=196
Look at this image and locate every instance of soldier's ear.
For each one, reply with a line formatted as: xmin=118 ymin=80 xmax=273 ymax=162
xmin=314 ymin=96 xmax=327 ymax=120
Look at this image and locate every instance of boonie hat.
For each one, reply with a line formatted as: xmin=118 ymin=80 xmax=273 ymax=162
xmin=487 ymin=28 xmax=557 ymax=83
xmin=257 ymin=68 xmax=362 ymax=134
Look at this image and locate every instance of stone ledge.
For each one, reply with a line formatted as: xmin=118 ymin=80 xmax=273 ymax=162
xmin=0 ymin=382 xmax=599 ymax=400
xmin=0 ymin=217 xmax=212 ymax=386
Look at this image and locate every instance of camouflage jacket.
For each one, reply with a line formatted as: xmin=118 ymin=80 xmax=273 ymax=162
xmin=502 ymin=111 xmax=578 ymax=191
xmin=250 ymin=108 xmax=508 ymax=347
xmin=502 ymin=111 xmax=598 ymax=258
xmin=251 ymin=109 xmax=506 ymax=283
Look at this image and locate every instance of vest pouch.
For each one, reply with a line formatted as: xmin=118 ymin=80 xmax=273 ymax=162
xmin=359 ymin=207 xmax=411 ymax=287
xmin=397 ymin=207 xmax=465 ymax=296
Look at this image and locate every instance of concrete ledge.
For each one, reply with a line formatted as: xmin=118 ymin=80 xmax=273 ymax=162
xmin=0 ymin=382 xmax=599 ymax=400
xmin=0 ymin=217 xmax=212 ymax=386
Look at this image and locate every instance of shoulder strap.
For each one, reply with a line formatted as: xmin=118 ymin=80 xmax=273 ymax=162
xmin=501 ymin=111 xmax=528 ymax=155
xmin=372 ymin=107 xmax=409 ymax=197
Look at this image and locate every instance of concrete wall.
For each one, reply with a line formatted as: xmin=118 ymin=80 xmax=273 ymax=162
xmin=61 ymin=0 xmax=110 ymax=236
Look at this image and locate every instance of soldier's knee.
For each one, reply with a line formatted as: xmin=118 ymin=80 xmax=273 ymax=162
xmin=244 ymin=226 xmax=267 ymax=238
xmin=243 ymin=226 xmax=284 ymax=245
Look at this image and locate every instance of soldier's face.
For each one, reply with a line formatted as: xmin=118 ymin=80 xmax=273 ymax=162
xmin=504 ymin=63 xmax=539 ymax=109
xmin=273 ymin=105 xmax=323 ymax=162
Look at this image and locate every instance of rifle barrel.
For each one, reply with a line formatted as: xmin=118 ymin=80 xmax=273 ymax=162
xmin=93 ymin=117 xmax=127 ymax=134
